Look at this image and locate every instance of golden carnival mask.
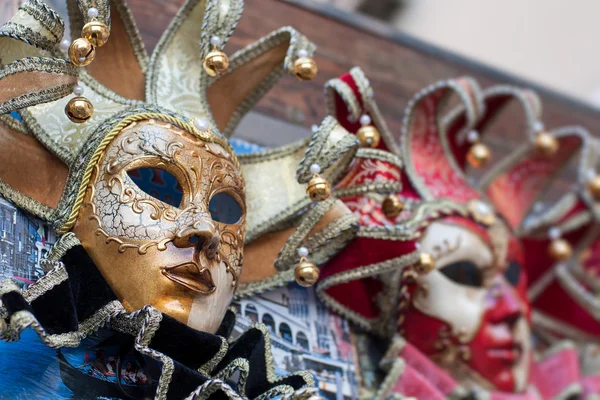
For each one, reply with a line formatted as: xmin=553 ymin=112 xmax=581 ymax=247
xmin=0 ymin=0 xmax=251 ymax=333
xmin=73 ymin=118 xmax=245 ymax=332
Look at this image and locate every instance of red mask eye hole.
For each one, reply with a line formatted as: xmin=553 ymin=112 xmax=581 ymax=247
xmin=439 ymin=260 xmax=483 ymax=287
xmin=504 ymin=261 xmax=521 ymax=287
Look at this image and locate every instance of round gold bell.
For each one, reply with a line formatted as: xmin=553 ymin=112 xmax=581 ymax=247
xmin=68 ymin=38 xmax=96 ymax=67
xmin=382 ymin=194 xmax=404 ymax=219
xmin=307 ymin=175 xmax=331 ymax=202
xmin=535 ymin=131 xmax=559 ymax=157
xmin=357 ymin=125 xmax=381 ymax=148
xmin=293 ymin=57 xmax=318 ymax=81
xmin=548 ymin=238 xmax=572 ymax=261
xmin=294 ymin=260 xmax=320 ymax=287
xmin=467 ymin=143 xmax=491 ymax=168
xmin=203 ymin=50 xmax=229 ymax=76
xmin=65 ymin=96 xmax=94 ymax=123
xmin=81 ymin=20 xmax=110 ymax=47
xmin=588 ymin=175 xmax=600 ymax=201
xmin=416 ymin=252 xmax=435 ymax=274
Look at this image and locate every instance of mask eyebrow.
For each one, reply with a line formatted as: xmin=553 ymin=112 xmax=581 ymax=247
xmin=430 ymin=235 xmax=462 ymax=261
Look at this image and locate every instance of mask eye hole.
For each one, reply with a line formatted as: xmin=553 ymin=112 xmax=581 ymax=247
xmin=127 ymin=168 xmax=183 ymax=208
xmin=504 ymin=261 xmax=521 ymax=286
xmin=209 ymin=192 xmax=243 ymax=224
xmin=439 ymin=260 xmax=483 ymax=288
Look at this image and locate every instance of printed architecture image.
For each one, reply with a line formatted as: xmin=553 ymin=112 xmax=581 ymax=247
xmin=234 ymin=285 xmax=359 ymax=399
xmin=0 ymin=196 xmax=56 ymax=288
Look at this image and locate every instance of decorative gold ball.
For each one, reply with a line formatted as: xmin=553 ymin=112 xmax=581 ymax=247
xmin=382 ymin=194 xmax=404 ymax=219
xmin=549 ymin=238 xmax=572 ymax=261
xmin=535 ymin=131 xmax=559 ymax=157
xmin=203 ymin=50 xmax=229 ymax=76
xmin=293 ymin=57 xmax=318 ymax=81
xmin=307 ymin=175 xmax=331 ymax=202
xmin=65 ymin=96 xmax=94 ymax=123
xmin=416 ymin=252 xmax=435 ymax=274
xmin=467 ymin=143 xmax=491 ymax=168
xmin=588 ymin=175 xmax=600 ymax=201
xmin=68 ymin=38 xmax=96 ymax=67
xmin=357 ymin=125 xmax=381 ymax=148
xmin=294 ymin=260 xmax=320 ymax=287
xmin=81 ymin=21 xmax=110 ymax=47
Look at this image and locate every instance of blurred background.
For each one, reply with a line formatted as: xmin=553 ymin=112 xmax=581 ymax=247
xmin=314 ymin=0 xmax=600 ymax=108
xmin=2 ymin=0 xmax=597 ymax=107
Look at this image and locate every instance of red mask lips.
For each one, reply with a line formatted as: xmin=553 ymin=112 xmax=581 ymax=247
xmin=161 ymin=262 xmax=216 ymax=294
xmin=487 ymin=341 xmax=523 ymax=365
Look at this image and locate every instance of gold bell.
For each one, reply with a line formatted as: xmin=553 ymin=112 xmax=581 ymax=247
xmin=65 ymin=96 xmax=94 ymax=123
xmin=307 ymin=164 xmax=331 ymax=202
xmin=203 ymin=50 xmax=229 ymax=76
xmin=294 ymin=259 xmax=320 ymax=287
xmin=81 ymin=20 xmax=110 ymax=47
xmin=548 ymin=238 xmax=572 ymax=261
xmin=307 ymin=175 xmax=331 ymax=202
xmin=535 ymin=131 xmax=559 ymax=157
xmin=382 ymin=194 xmax=404 ymax=219
xmin=293 ymin=57 xmax=318 ymax=81
xmin=588 ymin=175 xmax=600 ymax=201
xmin=357 ymin=125 xmax=381 ymax=148
xmin=416 ymin=252 xmax=435 ymax=274
xmin=68 ymin=38 xmax=96 ymax=67
xmin=467 ymin=143 xmax=491 ymax=168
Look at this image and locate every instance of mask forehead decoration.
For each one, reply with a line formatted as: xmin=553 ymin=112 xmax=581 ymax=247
xmin=317 ymin=67 xmax=532 ymax=395
xmin=0 ymin=1 xmax=317 ymax=398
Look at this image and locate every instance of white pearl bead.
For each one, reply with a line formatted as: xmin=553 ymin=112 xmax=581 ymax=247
xmin=60 ymin=39 xmax=71 ymax=51
xmin=87 ymin=7 xmax=99 ymax=18
xmin=533 ymin=121 xmax=544 ymax=132
xmin=311 ymin=124 xmax=318 ymax=133
xmin=73 ymin=85 xmax=84 ymax=96
xmin=297 ymin=247 xmax=309 ymax=257
xmin=533 ymin=202 xmax=544 ymax=213
xmin=587 ymin=169 xmax=597 ymax=180
xmin=359 ymin=114 xmax=371 ymax=126
xmin=297 ymin=49 xmax=309 ymax=58
xmin=310 ymin=164 xmax=321 ymax=174
xmin=210 ymin=36 xmax=222 ymax=47
xmin=548 ymin=227 xmax=561 ymax=240
xmin=475 ymin=201 xmax=491 ymax=215
xmin=466 ymin=130 xmax=479 ymax=143
xmin=78 ymin=57 xmax=86 ymax=63
xmin=193 ymin=117 xmax=209 ymax=131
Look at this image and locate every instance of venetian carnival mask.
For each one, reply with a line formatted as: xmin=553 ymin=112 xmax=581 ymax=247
xmin=318 ymin=68 xmax=533 ymax=394
xmin=72 ymin=119 xmax=245 ymax=333
xmin=0 ymin=0 xmax=249 ymax=333
xmin=403 ymin=217 xmax=531 ymax=392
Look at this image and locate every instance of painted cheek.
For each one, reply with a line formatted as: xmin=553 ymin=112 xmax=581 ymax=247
xmin=467 ymin=309 xmax=517 ymax=392
xmin=402 ymin=306 xmax=449 ymax=357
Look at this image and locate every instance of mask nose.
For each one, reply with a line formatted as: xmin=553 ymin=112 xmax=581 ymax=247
xmin=174 ymin=219 xmax=220 ymax=256
xmin=489 ymin=283 xmax=523 ymax=327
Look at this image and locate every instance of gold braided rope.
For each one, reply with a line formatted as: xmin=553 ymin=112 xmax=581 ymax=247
xmin=58 ymin=112 xmax=240 ymax=235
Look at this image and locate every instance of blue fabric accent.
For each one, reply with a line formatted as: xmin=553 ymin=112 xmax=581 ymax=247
xmin=230 ymin=138 xmax=264 ymax=154
xmin=9 ymin=111 xmax=23 ymax=121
